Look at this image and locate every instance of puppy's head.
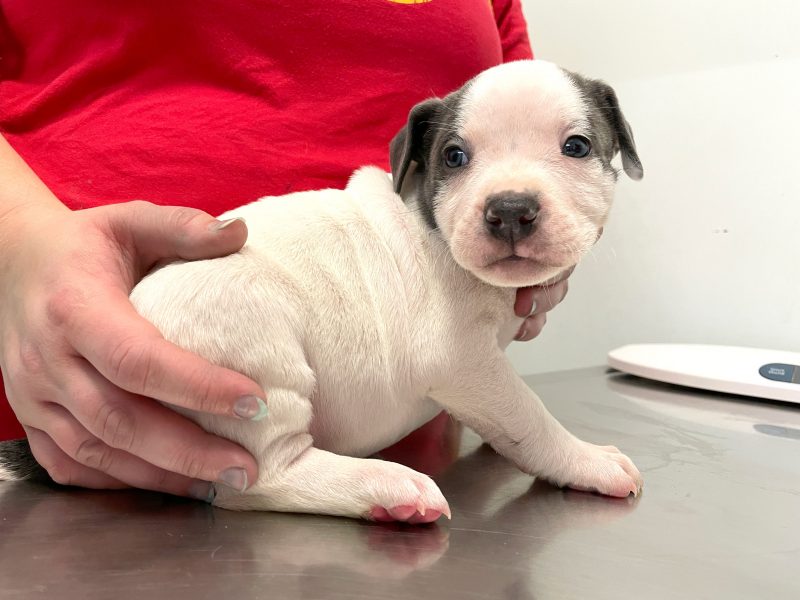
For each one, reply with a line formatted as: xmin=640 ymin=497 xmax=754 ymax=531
xmin=390 ymin=60 xmax=643 ymax=287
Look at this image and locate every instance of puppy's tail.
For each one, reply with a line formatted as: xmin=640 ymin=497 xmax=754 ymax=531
xmin=0 ymin=439 xmax=51 ymax=483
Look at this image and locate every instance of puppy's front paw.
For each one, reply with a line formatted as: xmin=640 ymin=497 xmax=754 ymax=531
xmin=554 ymin=442 xmax=643 ymax=498
xmin=361 ymin=463 xmax=451 ymax=524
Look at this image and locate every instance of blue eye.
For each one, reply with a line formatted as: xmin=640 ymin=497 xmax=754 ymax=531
xmin=444 ymin=146 xmax=469 ymax=168
xmin=563 ymin=135 xmax=592 ymax=158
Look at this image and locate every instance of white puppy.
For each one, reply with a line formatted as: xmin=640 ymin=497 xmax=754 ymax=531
xmin=1 ymin=60 xmax=644 ymax=523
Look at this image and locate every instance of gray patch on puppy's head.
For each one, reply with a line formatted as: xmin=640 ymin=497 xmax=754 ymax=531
xmin=389 ymin=83 xmax=472 ymax=230
xmin=562 ymin=69 xmax=644 ymax=181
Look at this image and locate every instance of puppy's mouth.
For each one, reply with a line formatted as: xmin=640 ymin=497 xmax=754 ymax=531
xmin=449 ymin=213 xmax=592 ymax=286
xmin=486 ymin=252 xmax=561 ymax=269
xmin=498 ymin=254 xmax=526 ymax=262
xmin=476 ymin=250 xmax=569 ymax=287
xmin=488 ymin=254 xmax=533 ymax=268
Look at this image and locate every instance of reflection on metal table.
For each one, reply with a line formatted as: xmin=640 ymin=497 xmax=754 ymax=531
xmin=2 ymin=367 xmax=799 ymax=599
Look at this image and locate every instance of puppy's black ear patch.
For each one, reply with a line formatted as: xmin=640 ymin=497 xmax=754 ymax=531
xmin=594 ymin=83 xmax=643 ymax=180
xmin=0 ymin=438 xmax=52 ymax=483
xmin=389 ymin=98 xmax=444 ymax=197
xmin=566 ymin=70 xmax=643 ymax=181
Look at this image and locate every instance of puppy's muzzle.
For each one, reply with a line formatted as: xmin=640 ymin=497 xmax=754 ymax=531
xmin=483 ymin=191 xmax=540 ymax=244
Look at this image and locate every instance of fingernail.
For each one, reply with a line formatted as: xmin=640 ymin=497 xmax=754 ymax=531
xmin=188 ymin=480 xmax=216 ymax=503
xmin=234 ymin=395 xmax=268 ymax=421
xmin=217 ymin=467 xmax=248 ymax=492
xmin=210 ymin=217 xmax=244 ymax=232
xmin=515 ymin=326 xmax=528 ymax=341
xmin=528 ymin=300 xmax=538 ymax=316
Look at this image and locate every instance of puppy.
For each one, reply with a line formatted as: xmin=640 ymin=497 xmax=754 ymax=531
xmin=0 ymin=60 xmax=644 ymax=523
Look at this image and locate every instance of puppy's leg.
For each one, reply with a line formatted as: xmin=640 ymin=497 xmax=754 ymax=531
xmin=207 ymin=389 xmax=450 ymax=523
xmin=432 ymin=350 xmax=643 ymax=498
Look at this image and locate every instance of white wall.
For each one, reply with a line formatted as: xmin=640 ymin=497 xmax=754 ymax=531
xmin=509 ymin=0 xmax=800 ymax=375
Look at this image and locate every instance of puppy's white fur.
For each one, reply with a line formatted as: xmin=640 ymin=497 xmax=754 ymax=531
xmin=135 ymin=61 xmax=644 ymax=519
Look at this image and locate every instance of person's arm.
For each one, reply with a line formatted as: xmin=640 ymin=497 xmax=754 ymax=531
xmin=492 ymin=0 xmax=534 ymax=62
xmin=0 ymin=134 xmax=265 ymax=497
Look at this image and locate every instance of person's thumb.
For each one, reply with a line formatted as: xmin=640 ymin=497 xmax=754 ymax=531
xmin=105 ymin=201 xmax=248 ymax=268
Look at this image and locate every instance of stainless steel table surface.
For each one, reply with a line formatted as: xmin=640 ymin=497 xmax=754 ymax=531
xmin=2 ymin=367 xmax=799 ymax=600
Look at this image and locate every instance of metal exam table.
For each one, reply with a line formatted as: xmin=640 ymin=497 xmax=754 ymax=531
xmin=2 ymin=367 xmax=798 ymax=599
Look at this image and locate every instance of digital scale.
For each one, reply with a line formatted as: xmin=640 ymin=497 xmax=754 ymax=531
xmin=607 ymin=344 xmax=800 ymax=405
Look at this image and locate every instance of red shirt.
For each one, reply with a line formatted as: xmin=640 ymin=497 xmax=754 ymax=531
xmin=0 ymin=0 xmax=532 ymax=440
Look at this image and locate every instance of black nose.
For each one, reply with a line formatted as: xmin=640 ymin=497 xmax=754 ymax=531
xmin=483 ymin=192 xmax=540 ymax=243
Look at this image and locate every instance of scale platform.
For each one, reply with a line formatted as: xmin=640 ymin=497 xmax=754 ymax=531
xmin=607 ymin=343 xmax=800 ymax=404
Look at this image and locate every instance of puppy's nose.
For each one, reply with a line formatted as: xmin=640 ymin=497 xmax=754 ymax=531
xmin=483 ymin=192 xmax=540 ymax=243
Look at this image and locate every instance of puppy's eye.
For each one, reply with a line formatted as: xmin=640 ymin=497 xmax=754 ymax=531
xmin=443 ymin=146 xmax=469 ymax=168
xmin=562 ymin=135 xmax=592 ymax=158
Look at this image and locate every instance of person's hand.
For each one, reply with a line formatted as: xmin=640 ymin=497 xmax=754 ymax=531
xmin=0 ymin=200 xmax=267 ymax=500
xmin=513 ymin=267 xmax=574 ymax=341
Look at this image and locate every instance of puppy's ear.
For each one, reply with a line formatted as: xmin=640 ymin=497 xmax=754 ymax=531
xmin=581 ymin=78 xmax=644 ymax=180
xmin=599 ymin=85 xmax=643 ymax=180
xmin=389 ymin=98 xmax=443 ymax=197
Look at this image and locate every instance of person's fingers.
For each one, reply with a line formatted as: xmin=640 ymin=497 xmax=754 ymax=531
xmin=104 ymin=201 xmax=248 ymax=269
xmin=33 ymin=404 xmax=216 ymax=499
xmin=24 ymin=426 xmax=128 ymax=489
xmin=514 ymin=312 xmax=546 ymax=342
xmin=55 ymin=285 xmax=267 ymax=420
xmin=514 ymin=268 xmax=571 ymax=340
xmin=514 ymin=266 xmax=574 ymax=318
xmin=529 ymin=277 xmax=569 ymax=315
xmin=60 ymin=356 xmax=258 ymax=490
xmin=514 ymin=286 xmax=536 ymax=318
